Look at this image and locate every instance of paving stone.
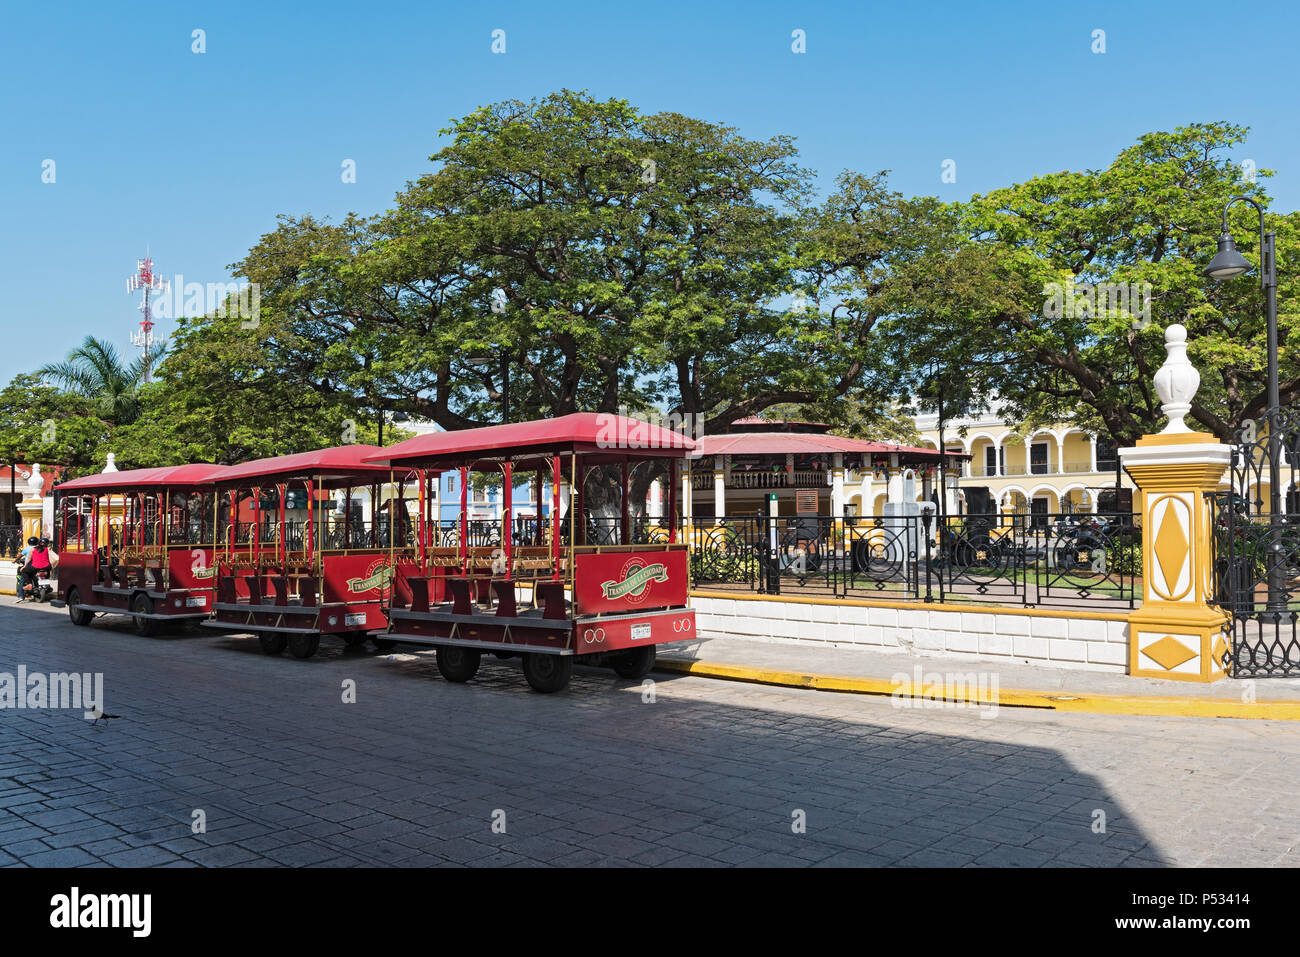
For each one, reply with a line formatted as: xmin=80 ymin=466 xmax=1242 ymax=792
xmin=1 ymin=600 xmax=1295 ymax=868
xmin=21 ymin=847 xmax=100 ymax=867
xmin=102 ymin=845 xmax=183 ymax=867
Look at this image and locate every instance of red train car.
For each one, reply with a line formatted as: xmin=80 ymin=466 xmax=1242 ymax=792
xmin=51 ymin=464 xmax=226 ymax=634
xmin=201 ymin=445 xmax=424 ymax=658
xmin=366 ymin=413 xmax=696 ymax=693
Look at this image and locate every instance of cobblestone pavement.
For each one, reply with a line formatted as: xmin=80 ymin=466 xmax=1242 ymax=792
xmin=1 ymin=601 xmax=1297 ymax=867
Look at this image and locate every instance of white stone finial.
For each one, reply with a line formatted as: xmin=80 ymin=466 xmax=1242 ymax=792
xmin=1154 ymin=323 xmax=1200 ymax=434
xmin=25 ymin=464 xmax=43 ymax=498
xmin=103 ymin=452 xmax=118 ymax=473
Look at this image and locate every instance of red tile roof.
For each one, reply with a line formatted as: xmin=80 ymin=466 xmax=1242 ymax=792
xmin=695 ymin=432 xmax=966 ymax=459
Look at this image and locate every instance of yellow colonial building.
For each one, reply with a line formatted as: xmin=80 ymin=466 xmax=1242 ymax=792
xmin=913 ymin=408 xmax=1136 ymax=520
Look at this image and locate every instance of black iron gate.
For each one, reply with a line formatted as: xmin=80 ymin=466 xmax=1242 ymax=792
xmin=688 ymin=509 xmax=1138 ymax=609
xmin=1210 ymin=407 xmax=1300 ymax=677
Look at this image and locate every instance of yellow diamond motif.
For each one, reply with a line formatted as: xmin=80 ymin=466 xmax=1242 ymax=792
xmin=1143 ymin=634 xmax=1197 ymax=671
xmin=1212 ymin=635 xmax=1228 ymax=667
xmin=1154 ymin=506 xmax=1189 ymax=592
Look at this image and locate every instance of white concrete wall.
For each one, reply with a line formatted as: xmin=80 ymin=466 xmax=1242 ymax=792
xmin=692 ymin=594 xmax=1129 ymax=673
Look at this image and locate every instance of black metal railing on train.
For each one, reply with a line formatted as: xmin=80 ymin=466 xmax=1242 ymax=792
xmin=1209 ymin=407 xmax=1300 ymax=677
xmin=581 ymin=515 xmax=673 ymax=547
xmin=687 ymin=511 xmax=1139 ymax=609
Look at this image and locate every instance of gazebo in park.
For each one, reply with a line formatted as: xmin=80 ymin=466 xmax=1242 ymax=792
xmin=682 ymin=417 xmax=963 ymax=522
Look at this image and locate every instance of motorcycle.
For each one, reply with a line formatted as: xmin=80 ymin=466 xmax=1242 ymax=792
xmin=16 ymin=565 xmax=55 ymax=603
xmin=30 ymin=567 xmax=55 ymax=603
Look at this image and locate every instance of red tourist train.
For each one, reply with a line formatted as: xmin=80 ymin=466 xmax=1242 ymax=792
xmin=367 ymin=413 xmax=695 ymax=693
xmin=200 ymin=445 xmax=416 ymax=658
xmin=51 ymin=464 xmax=227 ymax=633
xmin=47 ymin=414 xmax=697 ymax=693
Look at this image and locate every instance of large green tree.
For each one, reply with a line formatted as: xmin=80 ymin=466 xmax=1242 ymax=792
xmin=231 ymin=91 xmax=840 ymax=432
xmin=111 ymin=307 xmax=388 ymax=466
xmin=893 ymin=122 xmax=1300 ymax=444
xmin=0 ymin=374 xmax=109 ymax=474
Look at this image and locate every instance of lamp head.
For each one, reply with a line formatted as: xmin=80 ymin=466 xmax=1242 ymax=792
xmin=1203 ymin=231 xmax=1253 ymax=280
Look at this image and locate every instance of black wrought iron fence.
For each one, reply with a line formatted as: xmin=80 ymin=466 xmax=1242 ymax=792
xmin=1209 ymin=406 xmax=1300 ymax=677
xmin=0 ymin=525 xmax=21 ymax=559
xmin=688 ymin=511 xmax=1139 ymax=609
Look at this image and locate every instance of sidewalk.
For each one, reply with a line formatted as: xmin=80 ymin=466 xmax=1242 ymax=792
xmin=655 ymin=635 xmax=1300 ymax=719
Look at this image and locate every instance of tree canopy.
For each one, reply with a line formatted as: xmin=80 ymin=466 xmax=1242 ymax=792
xmin=889 ymin=121 xmax=1299 ymax=444
xmin=10 ymin=100 xmax=1295 ymax=471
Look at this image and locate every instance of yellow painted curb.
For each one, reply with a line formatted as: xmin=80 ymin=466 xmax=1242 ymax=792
xmin=653 ymin=658 xmax=1300 ymax=720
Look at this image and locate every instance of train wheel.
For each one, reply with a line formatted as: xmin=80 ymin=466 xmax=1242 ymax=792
xmin=287 ymin=634 xmax=320 ymax=659
xmin=131 ymin=594 xmax=161 ymax=637
xmin=371 ymin=637 xmax=397 ymax=651
xmin=436 ymin=645 xmax=481 ymax=682
xmin=259 ymin=631 xmax=287 ymax=655
xmin=521 ymin=653 xmax=573 ymax=694
xmin=66 ymin=588 xmax=93 ymax=627
xmin=612 ymin=645 xmax=656 ymax=680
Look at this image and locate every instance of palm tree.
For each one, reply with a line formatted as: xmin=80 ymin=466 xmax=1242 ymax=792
xmin=36 ymin=336 xmax=166 ymax=425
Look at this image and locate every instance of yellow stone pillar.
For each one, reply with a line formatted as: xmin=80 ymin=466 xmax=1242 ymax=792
xmin=1119 ymin=325 xmax=1231 ymax=682
xmin=16 ymin=463 xmax=45 ymax=543
xmin=16 ymin=499 xmax=42 ymax=544
xmin=96 ymin=455 xmax=123 ymax=553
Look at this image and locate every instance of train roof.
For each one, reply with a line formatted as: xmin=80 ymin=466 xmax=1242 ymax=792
xmin=56 ymin=463 xmax=226 ymax=492
xmin=211 ymin=444 xmax=399 ymax=487
xmin=365 ymin=413 xmax=696 ymax=469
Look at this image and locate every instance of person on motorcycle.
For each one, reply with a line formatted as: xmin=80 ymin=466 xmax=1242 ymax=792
xmin=16 ymin=536 xmax=39 ymax=602
xmin=26 ymin=538 xmax=54 ymax=601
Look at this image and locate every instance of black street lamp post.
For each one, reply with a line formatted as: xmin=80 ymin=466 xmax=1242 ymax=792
xmin=1204 ymin=195 xmax=1284 ymax=609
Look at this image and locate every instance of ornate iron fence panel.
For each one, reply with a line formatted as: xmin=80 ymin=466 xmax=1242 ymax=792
xmin=0 ymin=525 xmax=21 ymax=559
xmin=838 ymin=516 xmax=921 ymax=598
xmin=685 ymin=510 xmax=1137 ymax=610
xmin=933 ymin=513 xmax=1027 ymax=605
xmin=689 ymin=518 xmax=762 ymax=591
xmin=1210 ymin=408 xmax=1300 ymax=677
xmin=1030 ymin=513 xmax=1140 ymax=608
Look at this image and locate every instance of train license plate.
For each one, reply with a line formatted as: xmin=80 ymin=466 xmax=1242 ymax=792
xmin=630 ymin=623 xmax=652 ymax=641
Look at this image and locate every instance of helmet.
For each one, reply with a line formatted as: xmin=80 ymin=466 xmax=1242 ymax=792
xmin=27 ymin=537 xmax=38 ymax=546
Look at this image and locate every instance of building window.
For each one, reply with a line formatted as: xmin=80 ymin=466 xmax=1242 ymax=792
xmin=984 ymin=446 xmax=1004 ymax=477
xmin=1029 ymin=442 xmax=1049 ymax=475
xmin=1095 ymin=438 xmax=1118 ymax=472
xmin=1030 ymin=497 xmax=1049 ymax=527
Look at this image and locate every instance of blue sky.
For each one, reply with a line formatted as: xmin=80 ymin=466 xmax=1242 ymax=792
xmin=3 ymin=0 xmax=1298 ymax=386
